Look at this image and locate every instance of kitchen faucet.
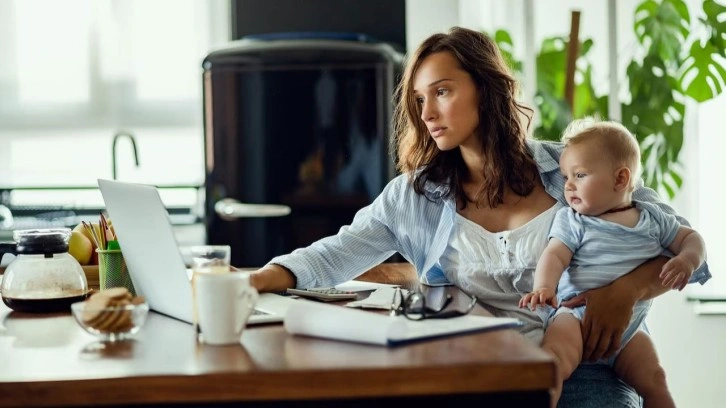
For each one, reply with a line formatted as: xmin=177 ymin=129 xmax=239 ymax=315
xmin=112 ymin=130 xmax=140 ymax=180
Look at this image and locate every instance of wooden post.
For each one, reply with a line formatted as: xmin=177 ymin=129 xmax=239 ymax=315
xmin=607 ymin=0 xmax=621 ymax=121
xmin=565 ymin=10 xmax=581 ymax=114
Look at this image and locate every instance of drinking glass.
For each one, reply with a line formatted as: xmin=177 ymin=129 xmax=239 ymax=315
xmin=190 ymin=245 xmax=231 ymax=340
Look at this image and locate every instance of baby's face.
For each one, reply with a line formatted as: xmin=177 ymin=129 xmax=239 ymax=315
xmin=560 ymin=142 xmax=619 ymax=216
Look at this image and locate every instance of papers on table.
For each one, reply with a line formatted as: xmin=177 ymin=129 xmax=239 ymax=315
xmin=283 ymin=300 xmax=521 ymax=346
xmin=345 ymin=286 xmax=407 ymax=310
xmin=334 ymin=280 xmax=399 ymax=292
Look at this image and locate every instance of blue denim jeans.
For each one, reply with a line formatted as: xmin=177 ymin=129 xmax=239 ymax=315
xmin=558 ymin=364 xmax=642 ymax=408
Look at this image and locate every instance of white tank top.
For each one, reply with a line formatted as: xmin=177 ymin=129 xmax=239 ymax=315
xmin=440 ymin=203 xmax=562 ymax=344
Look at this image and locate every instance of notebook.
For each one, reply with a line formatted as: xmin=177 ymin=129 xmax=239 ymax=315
xmin=97 ymin=179 xmax=293 ymax=325
xmin=284 ymin=300 xmax=522 ymax=346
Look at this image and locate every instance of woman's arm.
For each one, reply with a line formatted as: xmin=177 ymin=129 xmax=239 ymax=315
xmin=561 ymin=256 xmax=669 ymax=362
xmin=247 ymin=175 xmax=419 ymax=291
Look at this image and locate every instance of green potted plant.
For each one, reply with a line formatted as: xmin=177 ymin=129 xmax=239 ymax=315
xmin=494 ymin=0 xmax=726 ymax=198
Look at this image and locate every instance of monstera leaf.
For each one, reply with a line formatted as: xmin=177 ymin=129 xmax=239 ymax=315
xmin=623 ymin=56 xmax=686 ymax=196
xmin=680 ymin=41 xmax=726 ymax=101
xmin=641 ymin=136 xmax=684 ymax=197
xmin=635 ymin=0 xmax=690 ymax=63
xmin=628 ymin=56 xmax=677 ymax=113
xmin=679 ymin=0 xmax=726 ymax=101
xmin=703 ymin=0 xmax=726 ymax=54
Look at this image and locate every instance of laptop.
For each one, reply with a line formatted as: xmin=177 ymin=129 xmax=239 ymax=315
xmin=97 ymin=178 xmax=293 ymax=325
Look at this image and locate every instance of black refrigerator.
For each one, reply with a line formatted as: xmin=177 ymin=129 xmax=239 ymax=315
xmin=202 ymin=34 xmax=403 ymax=267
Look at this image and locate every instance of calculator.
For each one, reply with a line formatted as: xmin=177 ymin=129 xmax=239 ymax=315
xmin=286 ymin=288 xmax=358 ymax=302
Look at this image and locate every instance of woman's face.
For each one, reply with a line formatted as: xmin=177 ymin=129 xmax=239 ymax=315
xmin=412 ymin=51 xmax=480 ymax=152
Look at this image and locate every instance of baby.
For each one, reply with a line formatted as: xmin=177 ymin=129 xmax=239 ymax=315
xmin=520 ymin=118 xmax=706 ymax=408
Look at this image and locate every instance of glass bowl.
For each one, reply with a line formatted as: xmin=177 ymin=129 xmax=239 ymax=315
xmin=71 ymin=300 xmax=149 ymax=342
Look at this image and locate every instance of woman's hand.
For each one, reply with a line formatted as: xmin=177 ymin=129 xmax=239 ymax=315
xmin=560 ymin=256 xmax=669 ymax=362
xmin=249 ymin=264 xmax=296 ymax=293
xmin=560 ymin=281 xmax=637 ymax=362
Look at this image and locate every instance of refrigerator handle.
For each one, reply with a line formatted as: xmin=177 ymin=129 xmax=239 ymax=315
xmin=214 ymin=198 xmax=291 ymax=220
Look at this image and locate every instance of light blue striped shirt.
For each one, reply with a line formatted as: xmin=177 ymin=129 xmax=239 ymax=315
xmin=552 ymin=201 xmax=682 ymax=298
xmin=270 ymin=139 xmax=711 ymax=289
xmin=547 ymin=201 xmax=684 ymax=356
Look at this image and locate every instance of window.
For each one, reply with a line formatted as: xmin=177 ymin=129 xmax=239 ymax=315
xmin=688 ymin=94 xmax=726 ymax=298
xmin=0 ymin=0 xmax=230 ymax=207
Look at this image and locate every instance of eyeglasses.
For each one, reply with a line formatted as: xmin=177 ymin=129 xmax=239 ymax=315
xmin=389 ymin=287 xmax=478 ymax=321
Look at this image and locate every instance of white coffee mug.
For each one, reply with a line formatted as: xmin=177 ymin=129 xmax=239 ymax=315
xmin=194 ymin=272 xmax=259 ymax=345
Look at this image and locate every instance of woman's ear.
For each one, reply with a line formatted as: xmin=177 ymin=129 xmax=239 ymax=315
xmin=614 ymin=167 xmax=631 ymax=191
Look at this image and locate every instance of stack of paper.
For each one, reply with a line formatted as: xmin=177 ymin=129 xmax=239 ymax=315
xmin=345 ymin=286 xmax=407 ymax=310
xmin=334 ymin=281 xmax=399 ymax=292
xmin=283 ymin=300 xmax=521 ymax=346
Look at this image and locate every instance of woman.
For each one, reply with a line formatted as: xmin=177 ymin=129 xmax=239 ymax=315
xmin=250 ymin=27 xmax=710 ymax=407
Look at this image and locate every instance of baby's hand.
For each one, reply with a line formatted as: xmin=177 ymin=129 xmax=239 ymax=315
xmin=519 ymin=288 xmax=557 ymax=310
xmin=660 ymin=257 xmax=693 ymax=291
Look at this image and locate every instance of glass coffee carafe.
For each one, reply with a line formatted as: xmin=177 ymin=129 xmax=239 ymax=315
xmin=0 ymin=228 xmax=89 ymax=313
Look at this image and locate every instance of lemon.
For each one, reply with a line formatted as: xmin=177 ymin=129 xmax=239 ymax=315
xmin=68 ymin=230 xmax=93 ymax=265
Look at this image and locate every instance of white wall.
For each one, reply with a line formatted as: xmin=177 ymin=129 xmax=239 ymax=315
xmin=655 ymin=92 xmax=726 ymax=408
xmin=648 ymin=288 xmax=725 ymax=407
xmin=406 ymin=1 xmax=726 ymax=407
xmin=405 ymin=0 xmax=461 ymax=52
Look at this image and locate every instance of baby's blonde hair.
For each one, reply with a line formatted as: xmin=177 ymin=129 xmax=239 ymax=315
xmin=561 ymin=117 xmax=641 ymax=191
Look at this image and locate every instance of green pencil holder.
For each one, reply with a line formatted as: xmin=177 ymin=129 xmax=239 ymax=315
xmin=97 ymin=249 xmax=136 ymax=296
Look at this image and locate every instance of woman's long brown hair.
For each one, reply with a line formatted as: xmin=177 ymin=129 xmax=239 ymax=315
xmin=393 ymin=27 xmax=537 ymax=209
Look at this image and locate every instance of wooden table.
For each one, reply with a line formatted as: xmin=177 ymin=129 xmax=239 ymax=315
xmin=0 ymin=264 xmax=555 ymax=407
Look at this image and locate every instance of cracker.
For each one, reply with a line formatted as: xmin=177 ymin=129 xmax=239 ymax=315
xmin=102 ymin=287 xmax=131 ymax=301
xmin=94 ymin=308 xmax=122 ymax=332
xmin=82 ymin=293 xmax=112 ymax=323
xmin=80 ymin=289 xmax=143 ymax=333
